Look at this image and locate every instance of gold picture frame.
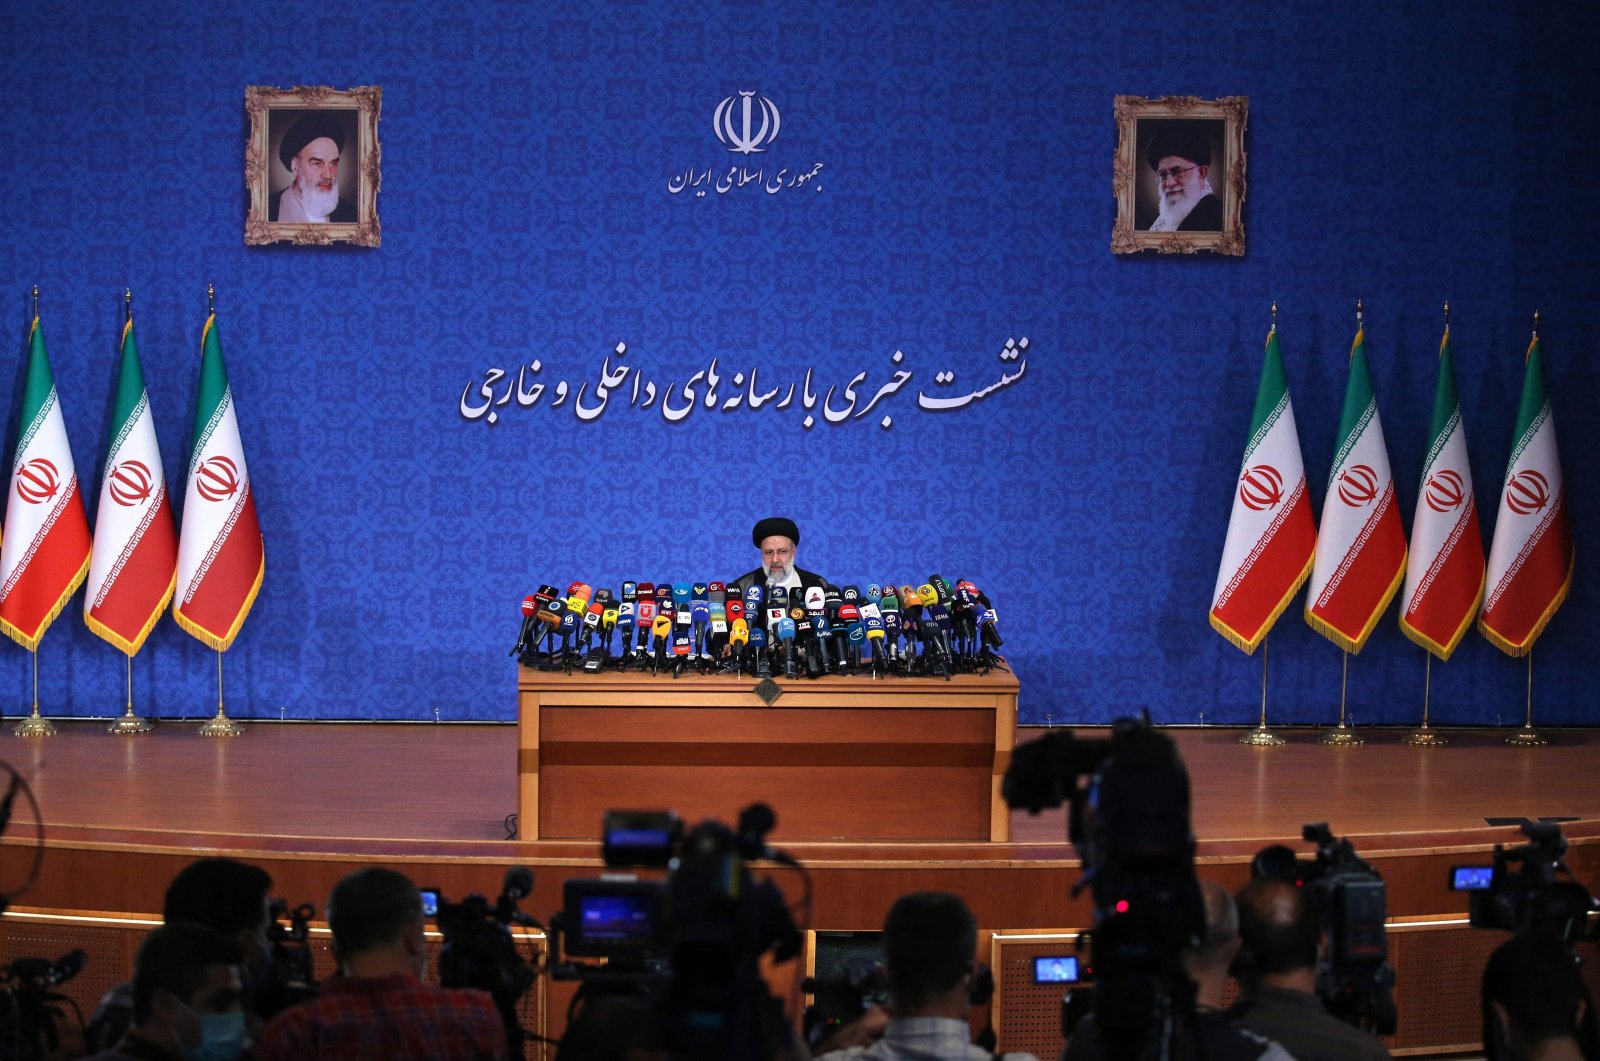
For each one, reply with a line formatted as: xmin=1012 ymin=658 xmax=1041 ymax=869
xmin=245 ymin=85 xmax=381 ymax=247
xmin=1112 ymin=95 xmax=1246 ymax=256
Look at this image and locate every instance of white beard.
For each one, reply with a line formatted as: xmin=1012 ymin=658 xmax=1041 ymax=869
xmin=294 ymin=176 xmax=341 ymax=222
xmin=1150 ymin=179 xmax=1214 ymax=232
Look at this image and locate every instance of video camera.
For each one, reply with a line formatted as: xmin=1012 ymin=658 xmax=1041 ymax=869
xmin=0 ymin=950 xmax=85 ymax=1061
xmin=253 ymin=898 xmax=320 ymax=1019
xmin=421 ymin=868 xmax=540 ymax=1058
xmin=549 ymin=804 xmax=805 ymax=1061
xmin=1002 ymin=715 xmax=1204 ymax=1059
xmin=1450 ymin=820 xmax=1599 ymax=945
xmin=1251 ymin=824 xmax=1397 ymax=1035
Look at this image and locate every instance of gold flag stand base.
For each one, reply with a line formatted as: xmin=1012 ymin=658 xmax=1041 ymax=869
xmin=108 ymin=710 xmax=153 ymax=735
xmin=199 ymin=650 xmax=243 ymax=738
xmin=1506 ymin=728 xmax=1547 ymax=747
xmin=1239 ymin=725 xmax=1287 ymax=746
xmin=14 ymin=651 xmax=54 ymax=736
xmin=13 ymin=708 xmax=55 ymax=738
xmin=109 ymin=657 xmax=152 ymax=734
xmin=1319 ymin=723 xmax=1363 ymax=747
xmin=1402 ymin=726 xmax=1447 ymax=746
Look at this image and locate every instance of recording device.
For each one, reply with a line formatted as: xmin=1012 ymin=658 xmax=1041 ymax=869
xmin=0 ymin=949 xmax=87 ymax=1061
xmin=254 ymin=898 xmax=319 ymax=1018
xmin=776 ymin=617 xmax=798 ymax=678
xmin=1251 ymin=824 xmax=1398 ymax=1034
xmin=1450 ymin=820 xmax=1599 ymax=945
xmin=1002 ymin=716 xmax=1204 ymax=1059
xmin=511 ymin=594 xmax=539 ymax=661
xmin=548 ymin=805 xmax=804 ymax=1061
xmin=1034 ymin=955 xmax=1082 ymax=984
xmin=801 ymin=960 xmax=889 ymax=1048
xmin=748 ymin=626 xmax=770 ymax=678
xmin=425 ymin=868 xmax=540 ymax=1058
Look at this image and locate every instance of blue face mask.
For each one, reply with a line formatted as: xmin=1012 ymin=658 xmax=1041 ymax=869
xmin=184 ymin=1009 xmax=247 ymax=1061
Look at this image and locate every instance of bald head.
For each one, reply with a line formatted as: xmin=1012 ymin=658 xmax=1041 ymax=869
xmin=1236 ymin=878 xmax=1320 ymax=980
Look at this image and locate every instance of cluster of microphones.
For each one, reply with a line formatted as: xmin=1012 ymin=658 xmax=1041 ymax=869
xmin=509 ymin=576 xmax=1005 ymax=681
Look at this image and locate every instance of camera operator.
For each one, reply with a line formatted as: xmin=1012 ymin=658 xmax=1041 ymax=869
xmin=86 ymin=922 xmax=245 ymax=1061
xmin=815 ymin=891 xmax=1038 ymax=1061
xmin=253 ymin=867 xmax=506 ymax=1061
xmin=1232 ymin=879 xmax=1391 ymax=1061
xmin=1065 ymin=880 xmax=1292 ymax=1061
xmin=85 ymin=859 xmax=275 ymax=1053
xmin=1481 ymin=933 xmax=1599 ymax=1061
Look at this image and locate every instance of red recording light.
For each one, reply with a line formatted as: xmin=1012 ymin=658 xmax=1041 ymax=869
xmin=1115 ymin=900 xmax=1130 ymax=913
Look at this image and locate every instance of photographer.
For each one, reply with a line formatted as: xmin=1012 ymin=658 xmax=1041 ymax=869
xmin=816 ymin=891 xmax=1037 ymax=1061
xmin=253 ymin=867 xmax=506 ymax=1061
xmin=1481 ymin=933 xmax=1598 ymax=1061
xmin=85 ymin=859 xmax=275 ymax=1053
xmin=1232 ymin=879 xmax=1390 ymax=1061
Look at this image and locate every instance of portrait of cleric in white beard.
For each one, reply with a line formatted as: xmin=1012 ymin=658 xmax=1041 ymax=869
xmin=269 ymin=112 xmax=358 ymax=224
xmin=1136 ymin=120 xmax=1225 ymax=233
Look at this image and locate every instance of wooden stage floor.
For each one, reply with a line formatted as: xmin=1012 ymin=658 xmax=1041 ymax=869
xmin=2 ymin=720 xmax=1597 ymax=927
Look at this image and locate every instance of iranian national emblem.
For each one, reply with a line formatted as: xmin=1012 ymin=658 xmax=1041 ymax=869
xmin=196 ymin=455 xmax=241 ymax=503
xmin=109 ymin=460 xmax=155 ymax=507
xmin=1238 ymin=464 xmax=1284 ymax=511
xmin=15 ymin=458 xmax=60 ymax=504
xmin=714 ymin=91 xmax=781 ymax=154
xmin=1424 ymin=469 xmax=1466 ymax=513
xmin=1505 ymin=469 xmax=1551 ymax=515
xmin=1336 ymin=464 xmax=1379 ymax=507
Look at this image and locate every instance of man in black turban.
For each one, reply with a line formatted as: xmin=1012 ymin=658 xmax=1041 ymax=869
xmin=270 ymin=113 xmax=357 ymax=223
xmin=1145 ymin=125 xmax=1223 ymax=233
xmin=727 ymin=516 xmax=832 ymax=597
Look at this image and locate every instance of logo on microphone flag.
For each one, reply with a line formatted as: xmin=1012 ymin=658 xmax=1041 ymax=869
xmin=1479 ymin=337 xmax=1572 ymax=656
xmin=85 ymin=318 xmax=178 ymax=656
xmin=1398 ymin=327 xmax=1483 ymax=660
xmin=1305 ymin=328 xmax=1407 ymax=653
xmin=172 ymin=315 xmax=263 ymax=651
xmin=0 ymin=318 xmax=93 ymax=650
xmin=1210 ymin=327 xmax=1317 ymax=653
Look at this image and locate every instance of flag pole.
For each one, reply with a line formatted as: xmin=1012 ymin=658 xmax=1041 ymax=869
xmin=199 ymin=649 xmax=244 ymax=738
xmin=1405 ymin=300 xmax=1451 ymax=748
xmin=1240 ymin=634 xmax=1286 ymax=745
xmin=1504 ymin=310 xmax=1548 ymax=747
xmin=108 ymin=654 xmax=153 ymax=734
xmin=14 ymin=650 xmax=55 ymax=737
xmin=1321 ymin=649 xmax=1362 ymax=745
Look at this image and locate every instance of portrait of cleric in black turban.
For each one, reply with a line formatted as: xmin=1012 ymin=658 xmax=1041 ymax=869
xmin=1133 ymin=119 xmax=1226 ymax=232
xmin=267 ymin=110 xmax=360 ymax=224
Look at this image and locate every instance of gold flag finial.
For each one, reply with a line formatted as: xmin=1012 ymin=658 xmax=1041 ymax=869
xmin=1356 ymin=298 xmax=1364 ymax=327
xmin=207 ymin=283 xmax=215 ymax=315
xmin=1532 ymin=310 xmax=1540 ymax=338
xmin=31 ymin=285 xmax=38 ymax=317
xmin=1270 ymin=301 xmax=1278 ymax=330
xmin=125 ymin=288 xmax=132 ymax=322
xmin=1443 ymin=301 xmax=1450 ymax=324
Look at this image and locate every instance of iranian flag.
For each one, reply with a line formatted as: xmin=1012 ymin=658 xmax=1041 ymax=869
xmin=0 ymin=318 xmax=93 ymax=650
xmin=172 ymin=314 xmax=263 ymax=651
xmin=1209 ymin=327 xmax=1317 ymax=653
xmin=1479 ymin=337 xmax=1572 ymax=656
xmin=1398 ymin=326 xmax=1483 ymax=660
xmin=85 ymin=317 xmax=179 ymax=655
xmin=1305 ymin=327 xmax=1407 ymax=652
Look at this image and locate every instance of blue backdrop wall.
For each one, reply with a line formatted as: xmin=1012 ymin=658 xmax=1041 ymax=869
xmin=0 ymin=0 xmax=1594 ymax=726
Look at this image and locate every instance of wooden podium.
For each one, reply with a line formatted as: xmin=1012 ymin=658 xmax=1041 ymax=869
xmin=516 ymin=668 xmax=1018 ymax=843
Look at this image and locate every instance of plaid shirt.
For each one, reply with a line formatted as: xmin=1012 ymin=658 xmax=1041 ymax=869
xmin=253 ymin=973 xmax=507 ymax=1061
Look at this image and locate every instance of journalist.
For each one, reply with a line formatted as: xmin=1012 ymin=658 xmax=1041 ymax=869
xmin=1482 ymin=932 xmax=1599 ymax=1061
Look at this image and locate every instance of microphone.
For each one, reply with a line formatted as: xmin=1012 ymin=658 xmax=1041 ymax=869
xmin=748 ymin=626 xmax=771 ymax=678
xmin=790 ymin=607 xmax=822 ymax=678
xmin=690 ymin=583 xmax=710 ymax=658
xmin=776 ymin=617 xmax=797 ymax=678
xmin=510 ymin=594 xmax=539 ymax=658
xmin=918 ymin=616 xmax=952 ymax=679
xmin=672 ymin=582 xmax=692 ymax=612
xmin=811 ymin=610 xmax=834 ymax=673
xmin=766 ymin=586 xmax=789 ymax=636
xmin=929 ymin=574 xmax=955 ymax=605
xmin=635 ymin=598 xmax=658 ymax=661
xmin=837 ymin=602 xmax=861 ymax=671
xmin=860 ymin=601 xmax=887 ymax=671
xmin=728 ymin=617 xmax=749 ymax=674
xmin=557 ymin=608 xmax=580 ymax=665
xmin=804 ymin=585 xmax=826 ymax=613
xmin=671 ymin=623 xmax=693 ymax=677
xmin=616 ymin=598 xmax=637 ymax=657
xmin=917 ymin=583 xmax=938 ymax=608
xmin=878 ymin=590 xmax=903 ymax=660
xmin=582 ymin=599 xmax=605 ymax=649
xmin=651 ymin=613 xmax=672 ymax=674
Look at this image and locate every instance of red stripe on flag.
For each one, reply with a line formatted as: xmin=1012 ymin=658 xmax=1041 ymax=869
xmin=1401 ymin=512 xmax=1484 ymax=657
xmin=1209 ymin=488 xmax=1316 ymax=646
xmin=1308 ymin=510 xmax=1406 ymax=647
xmin=88 ymin=493 xmax=178 ymax=648
xmin=0 ymin=507 xmax=92 ymax=642
xmin=178 ymin=494 xmax=263 ymax=642
xmin=1481 ymin=506 xmax=1573 ymax=651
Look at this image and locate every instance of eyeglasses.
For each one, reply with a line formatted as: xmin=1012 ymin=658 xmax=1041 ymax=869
xmin=1156 ymin=165 xmax=1197 ymax=182
xmin=762 ymin=548 xmax=793 ymax=559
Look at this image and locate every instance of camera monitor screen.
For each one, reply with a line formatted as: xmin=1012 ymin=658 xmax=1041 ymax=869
xmin=419 ymin=889 xmax=440 ymax=918
xmin=1450 ymin=866 xmax=1493 ymax=891
xmin=562 ymin=879 xmax=664 ymax=957
xmin=1033 ymin=955 xmax=1080 ymax=983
